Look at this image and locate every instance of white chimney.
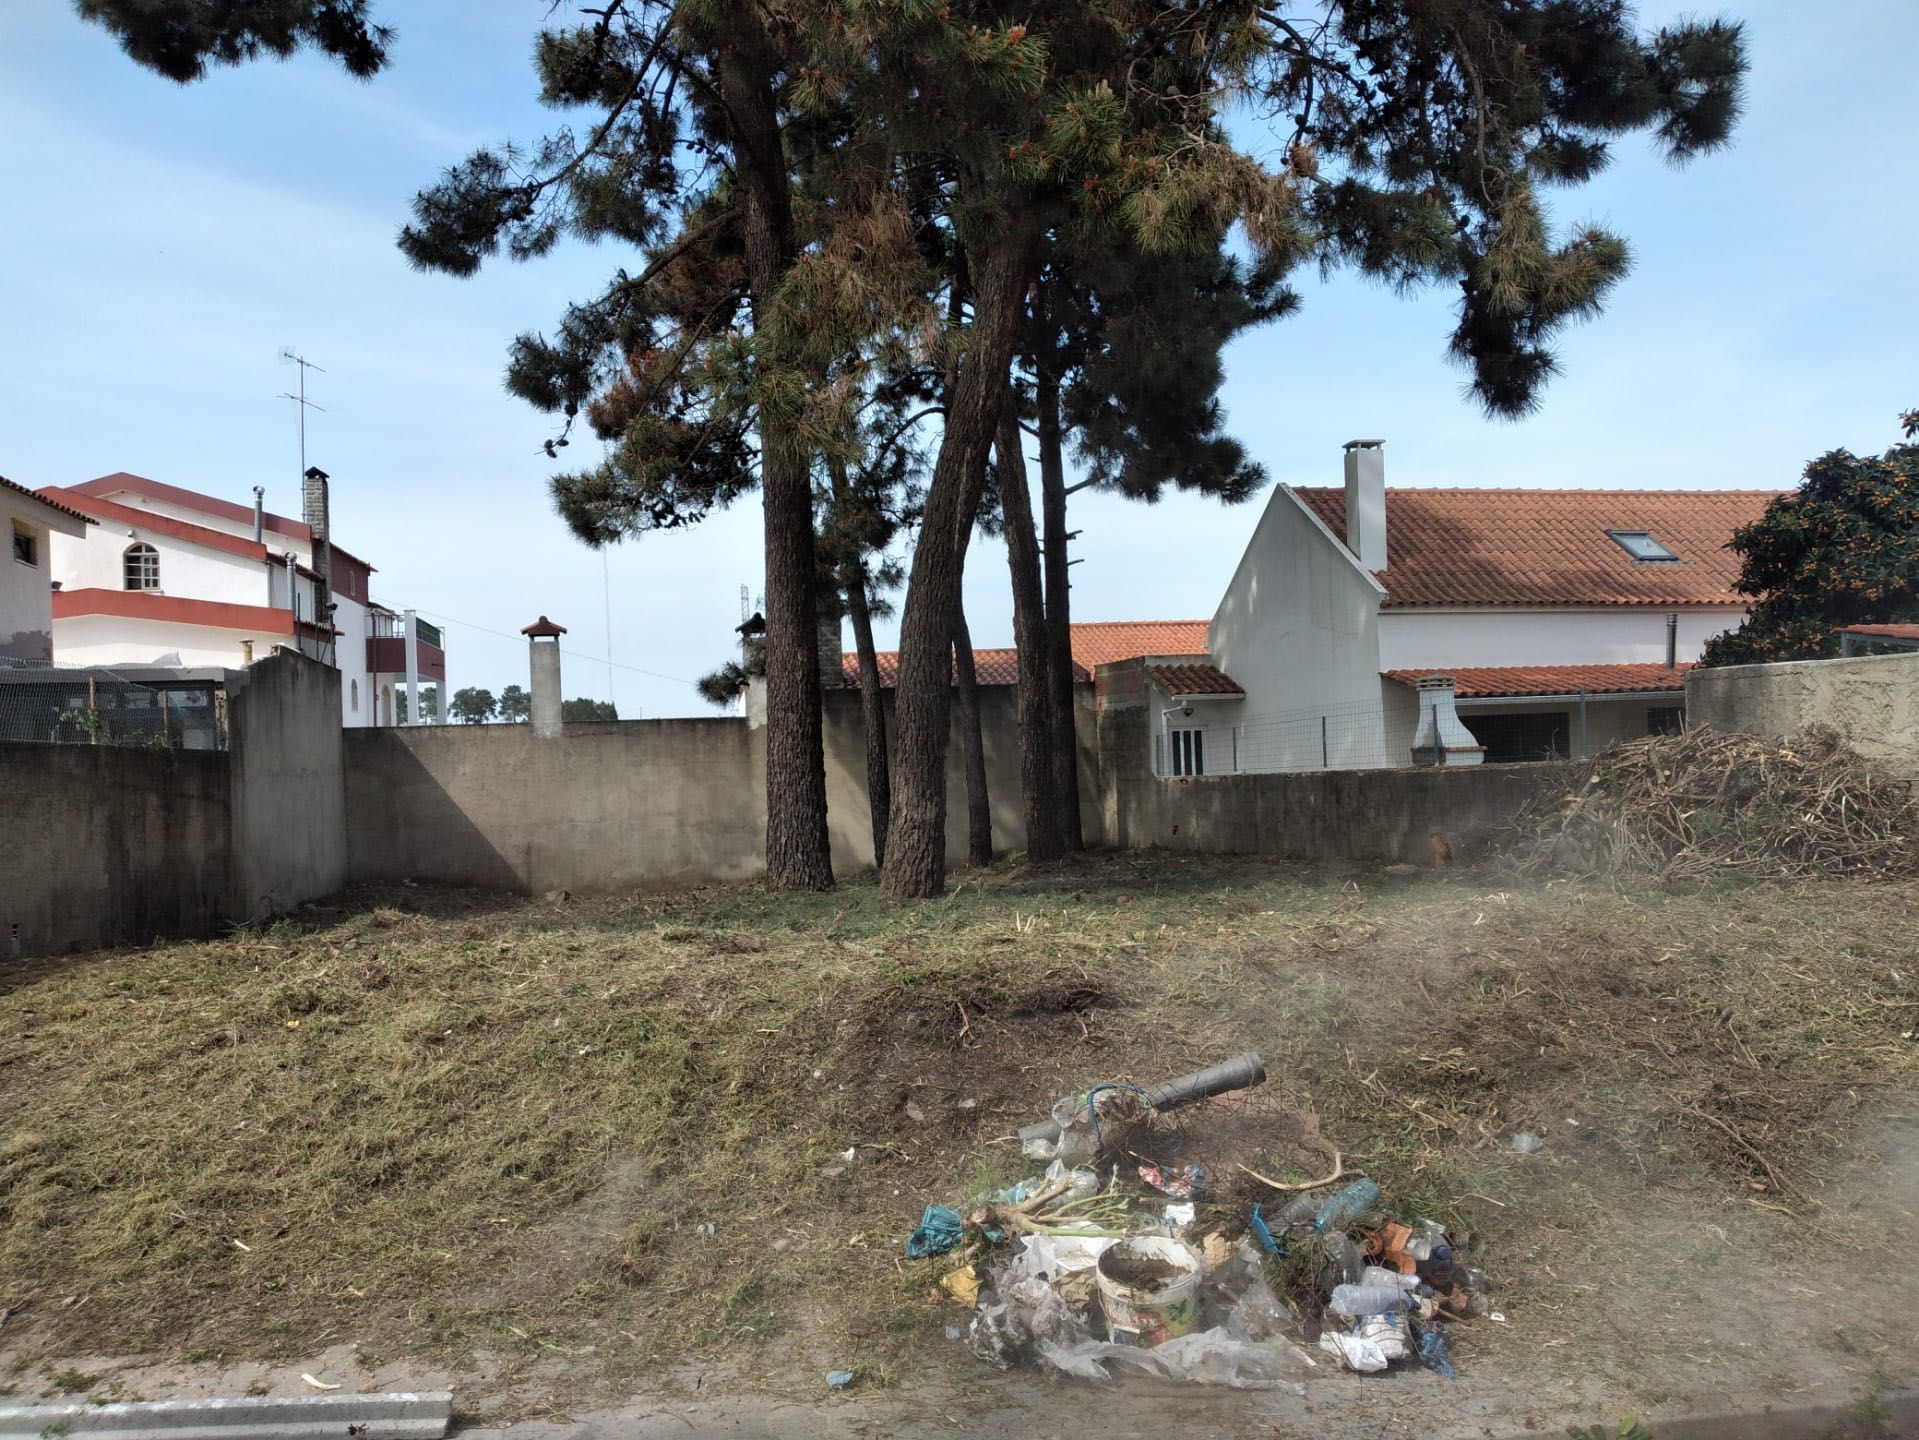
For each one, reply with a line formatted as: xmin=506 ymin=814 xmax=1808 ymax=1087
xmin=1410 ymin=676 xmax=1485 ymax=767
xmin=1342 ymin=439 xmax=1387 ymax=572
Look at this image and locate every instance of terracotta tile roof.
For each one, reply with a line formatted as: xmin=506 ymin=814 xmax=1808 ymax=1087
xmin=1146 ymin=663 xmax=1243 ymax=696
xmin=74 ymin=472 xmax=312 ymax=542
xmin=1384 ymin=663 xmax=1692 ymax=699
xmin=1838 ymin=624 xmax=1919 ymax=643
xmin=1293 ymin=487 xmax=1778 ymax=608
xmin=1 ymin=474 xmax=95 ymax=526
xmin=843 ymin=619 xmax=1210 ymax=688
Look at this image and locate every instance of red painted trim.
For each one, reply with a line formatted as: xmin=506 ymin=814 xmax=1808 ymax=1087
xmin=366 ymin=636 xmax=447 ymax=682
xmin=53 ymin=588 xmax=296 ymax=635
xmin=72 ymin=472 xmax=311 ymax=541
xmin=39 ymin=487 xmax=279 ymax=564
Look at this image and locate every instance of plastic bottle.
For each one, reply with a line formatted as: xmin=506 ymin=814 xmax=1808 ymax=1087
xmin=1313 ymin=1178 xmax=1381 ymax=1232
xmin=1360 ymin=1265 xmax=1420 ymax=1291
xmin=1273 ymin=1191 xmax=1322 ymax=1228
xmin=1328 ymin=1283 xmax=1415 ymax=1317
xmin=1323 ymin=1231 xmax=1365 ymax=1285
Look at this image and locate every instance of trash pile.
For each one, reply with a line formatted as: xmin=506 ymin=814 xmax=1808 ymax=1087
xmin=905 ymin=1054 xmax=1493 ymax=1388
xmin=1504 ymin=726 xmax=1919 ymax=886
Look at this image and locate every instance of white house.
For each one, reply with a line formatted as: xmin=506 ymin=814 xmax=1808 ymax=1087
xmin=2 ymin=475 xmax=93 ymax=663
xmin=38 ymin=470 xmax=446 ymax=727
xmin=1139 ymin=440 xmax=1779 ymax=771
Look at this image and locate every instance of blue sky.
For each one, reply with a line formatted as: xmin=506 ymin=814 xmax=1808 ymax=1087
xmin=1 ymin=1 xmax=1912 ymax=715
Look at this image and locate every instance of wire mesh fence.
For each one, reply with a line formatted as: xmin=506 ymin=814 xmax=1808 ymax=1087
xmin=1152 ymin=691 xmax=1688 ymax=776
xmin=0 ymin=658 xmax=227 ymax=750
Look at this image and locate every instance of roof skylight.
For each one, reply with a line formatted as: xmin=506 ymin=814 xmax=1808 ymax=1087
xmin=1607 ymin=529 xmax=1679 ymax=563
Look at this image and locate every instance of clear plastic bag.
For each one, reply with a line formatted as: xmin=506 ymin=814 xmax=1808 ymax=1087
xmin=1035 ymin=1327 xmax=1317 ymax=1389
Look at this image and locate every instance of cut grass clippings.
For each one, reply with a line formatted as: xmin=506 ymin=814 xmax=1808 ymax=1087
xmin=1 ymin=855 xmax=1915 ymax=1410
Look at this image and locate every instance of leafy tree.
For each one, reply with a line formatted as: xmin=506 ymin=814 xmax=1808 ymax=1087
xmin=561 ymin=697 xmax=619 ymax=721
xmin=497 ymin=684 xmax=530 ymax=724
xmin=1701 ymin=412 xmax=1919 ymax=667
xmin=449 ymin=686 xmax=497 ymax=724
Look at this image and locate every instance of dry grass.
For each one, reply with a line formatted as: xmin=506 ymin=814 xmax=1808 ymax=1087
xmin=1 ymin=855 xmax=1915 ymax=1411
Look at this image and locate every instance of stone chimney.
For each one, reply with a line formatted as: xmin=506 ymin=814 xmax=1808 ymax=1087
xmin=1342 ymin=439 xmax=1387 ymax=572
xmin=522 ymin=615 xmax=567 ymax=738
xmin=1409 ymin=675 xmax=1485 ymax=767
xmin=303 ymin=466 xmax=333 ymax=644
xmin=817 ymin=608 xmax=845 ymax=689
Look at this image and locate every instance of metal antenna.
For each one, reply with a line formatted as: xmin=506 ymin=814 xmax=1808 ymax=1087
xmin=278 ymin=348 xmax=326 ymax=477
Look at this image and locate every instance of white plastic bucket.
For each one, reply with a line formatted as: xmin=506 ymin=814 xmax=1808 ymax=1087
xmin=1095 ymin=1236 xmax=1204 ymax=1347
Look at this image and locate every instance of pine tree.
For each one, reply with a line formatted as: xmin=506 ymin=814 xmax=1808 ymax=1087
xmin=1702 ymin=413 xmax=1919 ymax=667
xmin=497 ymin=685 xmax=531 ymax=724
xmin=449 ymin=687 xmax=498 ymax=724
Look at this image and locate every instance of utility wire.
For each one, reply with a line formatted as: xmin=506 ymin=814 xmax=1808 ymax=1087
xmin=414 ymin=608 xmax=700 ymax=689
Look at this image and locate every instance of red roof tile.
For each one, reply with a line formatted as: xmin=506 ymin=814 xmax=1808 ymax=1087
xmin=844 ymin=619 xmax=1210 ymax=688
xmin=1294 ymin=487 xmax=1777 ymax=608
xmin=1 ymin=474 xmax=95 ymax=526
xmin=1838 ymin=624 xmax=1919 ymax=642
xmin=39 ymin=486 xmax=274 ymax=563
xmin=1146 ymin=663 xmax=1243 ymax=696
xmin=73 ymin=472 xmax=312 ymax=542
xmin=1384 ymin=663 xmax=1691 ymax=699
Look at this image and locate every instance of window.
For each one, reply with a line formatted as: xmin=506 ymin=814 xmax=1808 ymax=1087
xmin=1463 ymin=711 xmax=1569 ymax=764
xmin=1647 ymin=705 xmax=1685 ymax=736
xmin=124 ymin=542 xmax=160 ymax=591
xmin=1607 ymin=529 xmax=1678 ymax=563
xmin=12 ymin=520 xmax=36 ymax=567
xmin=1168 ymin=727 xmax=1206 ymax=776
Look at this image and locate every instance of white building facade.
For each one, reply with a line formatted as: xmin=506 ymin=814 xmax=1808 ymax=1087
xmin=1143 ymin=441 xmax=1778 ymax=772
xmin=39 ymin=471 xmax=445 ymax=726
xmin=2 ymin=476 xmax=93 ymax=664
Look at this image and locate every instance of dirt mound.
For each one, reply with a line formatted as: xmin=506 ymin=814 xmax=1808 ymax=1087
xmin=1502 ymin=726 xmax=1919 ymax=886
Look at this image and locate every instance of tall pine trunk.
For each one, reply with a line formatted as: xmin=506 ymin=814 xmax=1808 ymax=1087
xmin=1036 ymin=366 xmax=1084 ymax=850
xmin=996 ymin=410 xmax=1065 ymax=861
xmin=830 ymin=462 xmax=891 ymax=868
xmin=951 ymin=601 xmax=993 ymax=867
xmin=719 ymin=51 xmax=833 ymax=891
xmin=880 ymin=225 xmax=1034 ymax=897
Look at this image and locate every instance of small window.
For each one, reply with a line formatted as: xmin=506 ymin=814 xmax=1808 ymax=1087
xmin=1647 ymin=705 xmax=1685 ymax=736
xmin=124 ymin=542 xmax=161 ymax=591
xmin=1607 ymin=529 xmax=1678 ymax=563
xmin=12 ymin=520 xmax=36 ymax=567
xmin=1169 ymin=727 xmax=1206 ymax=776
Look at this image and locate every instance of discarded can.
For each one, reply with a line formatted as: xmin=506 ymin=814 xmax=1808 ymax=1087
xmin=1094 ymin=1236 xmax=1204 ymax=1348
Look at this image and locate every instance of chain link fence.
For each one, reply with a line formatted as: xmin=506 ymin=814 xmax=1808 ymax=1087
xmin=0 ymin=658 xmax=228 ymax=750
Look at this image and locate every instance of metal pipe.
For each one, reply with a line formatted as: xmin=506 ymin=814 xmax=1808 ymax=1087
xmin=252 ymin=486 xmax=264 ymax=543
xmin=1666 ymin=612 xmax=1678 ymax=670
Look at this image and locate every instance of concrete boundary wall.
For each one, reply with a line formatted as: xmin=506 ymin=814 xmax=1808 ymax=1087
xmin=1686 ymin=651 xmax=1919 ymax=772
xmin=2 ymin=650 xmax=346 ymax=958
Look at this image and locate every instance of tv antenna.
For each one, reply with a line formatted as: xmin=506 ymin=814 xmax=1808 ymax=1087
xmin=278 ymin=348 xmax=326 ymax=477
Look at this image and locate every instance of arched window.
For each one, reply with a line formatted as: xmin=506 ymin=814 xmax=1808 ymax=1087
xmin=124 ymin=542 xmax=160 ymax=591
xmin=350 ymin=678 xmax=360 ymax=712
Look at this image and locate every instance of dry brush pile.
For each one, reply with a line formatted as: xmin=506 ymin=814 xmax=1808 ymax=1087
xmin=1502 ymin=726 xmax=1919 ymax=886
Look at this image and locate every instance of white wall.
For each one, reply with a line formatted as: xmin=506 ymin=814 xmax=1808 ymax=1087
xmin=3 ymin=495 xmax=72 ymax=662
xmin=52 ymin=523 xmax=277 ymax=607
xmin=1379 ymin=607 xmax=1746 ymax=670
xmin=1209 ymin=485 xmax=1387 ymax=717
xmin=52 ymin=614 xmax=266 ymax=669
xmin=94 ymin=488 xmax=310 ymax=560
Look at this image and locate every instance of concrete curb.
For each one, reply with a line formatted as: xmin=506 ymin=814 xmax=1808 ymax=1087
xmin=0 ymin=1390 xmax=452 ymax=1440
xmin=1493 ymin=1388 xmax=1919 ymax=1440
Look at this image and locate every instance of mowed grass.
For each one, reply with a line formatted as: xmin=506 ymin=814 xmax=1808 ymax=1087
xmin=1 ymin=854 xmax=1915 ymax=1405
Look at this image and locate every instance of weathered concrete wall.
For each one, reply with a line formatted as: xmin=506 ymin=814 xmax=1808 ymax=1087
xmin=226 ymin=651 xmax=347 ymax=920
xmin=1686 ymin=652 xmax=1919 ymax=772
xmin=344 ymin=718 xmax=769 ymax=891
xmin=821 ymin=686 xmax=1102 ymax=872
xmin=0 ymin=742 xmax=233 ymax=955
xmin=345 ymin=687 xmax=1102 ymax=891
xmin=1096 ymin=702 xmax=1553 ymax=864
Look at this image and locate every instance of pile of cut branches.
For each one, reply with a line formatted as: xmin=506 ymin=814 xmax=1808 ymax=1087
xmin=1503 ymin=726 xmax=1919 ymax=886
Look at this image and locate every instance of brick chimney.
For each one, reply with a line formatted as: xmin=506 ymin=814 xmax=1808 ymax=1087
xmin=817 ymin=609 xmax=845 ymax=689
xmin=1342 ymin=439 xmax=1387 ymax=572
